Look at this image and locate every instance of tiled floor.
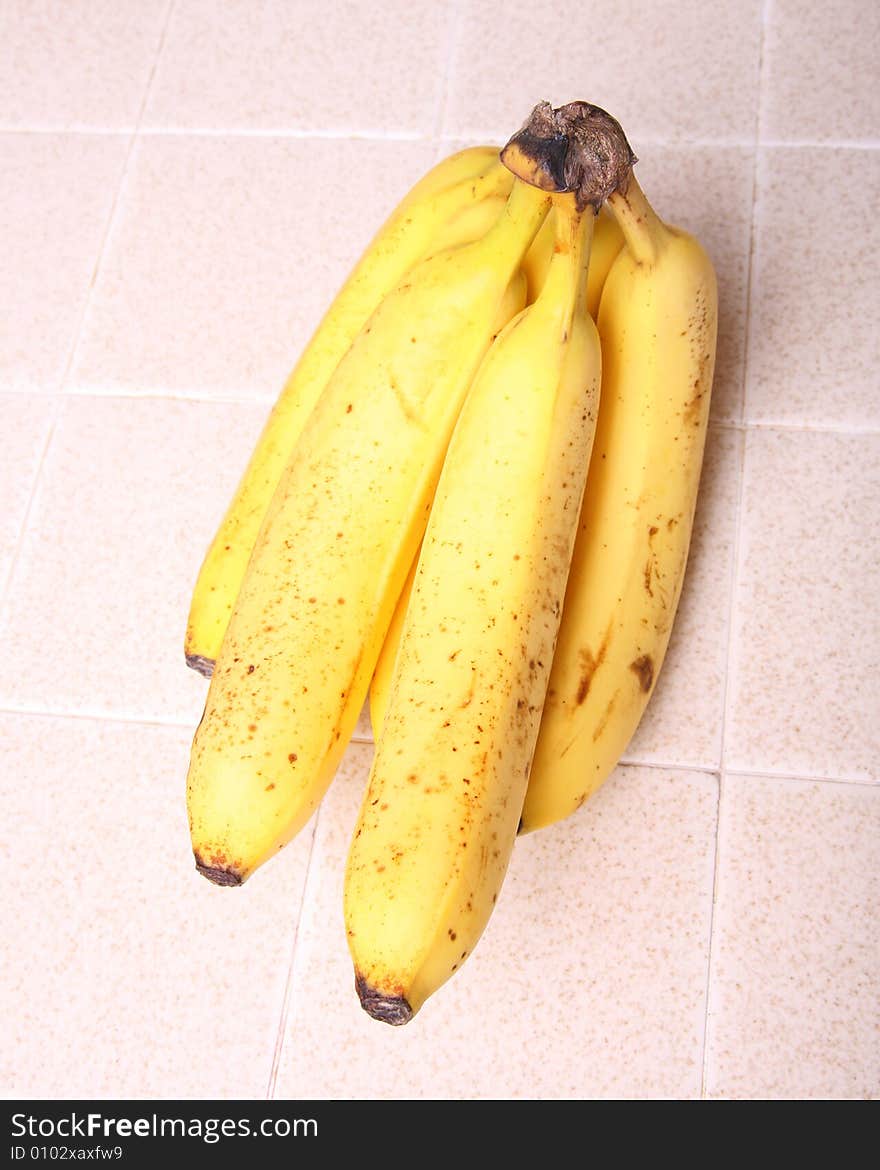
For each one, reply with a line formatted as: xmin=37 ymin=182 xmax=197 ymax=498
xmin=2 ymin=1 xmax=877 ymax=1100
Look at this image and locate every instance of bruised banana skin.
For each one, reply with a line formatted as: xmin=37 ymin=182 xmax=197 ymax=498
xmin=520 ymin=173 xmax=718 ymax=833
xmin=184 ymin=146 xmax=512 ymax=675
xmin=344 ymin=194 xmax=601 ymax=1024
xmin=186 ymin=178 xmax=551 ymax=885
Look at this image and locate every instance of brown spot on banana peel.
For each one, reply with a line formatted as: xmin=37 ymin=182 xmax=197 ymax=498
xmin=592 ymin=690 xmax=620 ymax=743
xmin=355 ymin=973 xmax=414 ymax=1026
xmin=630 ymin=654 xmax=654 ymax=693
xmin=575 ymin=627 xmax=612 ymax=705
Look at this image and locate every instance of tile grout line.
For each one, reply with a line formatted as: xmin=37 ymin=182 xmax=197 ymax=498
xmin=0 ymin=701 xmax=872 ymax=789
xmin=0 ymin=699 xmax=378 ymax=739
xmin=430 ymin=0 xmax=465 ymax=143
xmin=265 ymin=809 xmax=323 ymax=1100
xmin=41 ymin=383 xmax=880 ymax=436
xmin=0 ymin=702 xmax=195 ymax=729
xmin=0 ymin=125 xmax=878 ymax=150
xmin=0 ymin=2 xmax=176 ymax=617
xmin=712 ymin=417 xmax=880 ymax=437
xmin=58 ymin=0 xmax=176 ymax=393
xmin=0 ymin=398 xmax=62 ymax=613
xmin=699 ymin=0 xmax=772 ymax=1100
xmin=724 ymin=766 xmax=879 ymax=789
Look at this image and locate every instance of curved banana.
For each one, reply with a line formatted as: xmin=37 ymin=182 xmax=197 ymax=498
xmin=520 ymin=172 xmax=718 ymax=833
xmin=187 ymin=177 xmax=551 ymax=885
xmin=184 ymin=146 xmax=512 ymax=676
xmin=344 ymin=193 xmax=601 ymax=1024
xmin=367 ymin=214 xmax=619 ymax=739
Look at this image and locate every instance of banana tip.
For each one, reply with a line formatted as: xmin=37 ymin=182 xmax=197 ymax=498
xmin=195 ymin=857 xmax=244 ymax=887
xmin=185 ymin=653 xmax=215 ymax=678
xmin=355 ymin=973 xmax=414 ymax=1026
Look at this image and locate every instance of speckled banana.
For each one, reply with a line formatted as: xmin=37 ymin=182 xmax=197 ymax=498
xmin=184 ymin=146 xmax=513 ymax=676
xmin=186 ymin=177 xmax=550 ymax=886
xmin=344 ymin=190 xmax=602 ymax=1024
xmin=368 ymin=206 xmax=622 ymax=738
xmin=514 ymin=112 xmax=718 ymax=833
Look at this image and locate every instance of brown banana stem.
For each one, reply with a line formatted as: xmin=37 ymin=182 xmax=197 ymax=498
xmin=500 ymin=100 xmax=637 ymax=213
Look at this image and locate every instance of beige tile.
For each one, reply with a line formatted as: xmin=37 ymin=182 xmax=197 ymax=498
xmin=0 ymin=713 xmax=311 ymax=1098
xmin=0 ymin=134 xmax=128 ymax=393
xmin=144 ymin=0 xmax=451 ymax=133
xmin=274 ymin=750 xmax=717 ymax=1099
xmin=706 ymin=774 xmax=880 ymax=1100
xmin=444 ymin=0 xmax=762 ymax=144
xmin=632 ymin=147 xmax=754 ymax=425
xmin=0 ymin=395 xmax=54 ymax=594
xmin=0 ymin=0 xmax=166 ymax=129
xmin=626 ymin=426 xmax=741 ymax=769
xmin=71 ymin=135 xmax=437 ymax=400
xmin=0 ymin=395 xmax=269 ymax=724
xmin=746 ymin=148 xmax=880 ymax=428
xmin=726 ymin=429 xmax=880 ymax=780
xmin=762 ymin=0 xmax=880 ymax=142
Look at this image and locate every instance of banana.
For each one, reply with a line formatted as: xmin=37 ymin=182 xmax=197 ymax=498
xmin=187 ymin=177 xmax=551 ymax=886
xmin=184 ymin=145 xmax=512 ymax=677
xmin=367 ymin=270 xmax=526 ymax=738
xmin=344 ymin=191 xmax=602 ymax=1024
xmin=368 ymin=546 xmax=417 ymax=738
xmin=522 ymin=206 xmax=624 ymax=313
xmin=518 ymin=141 xmax=718 ymax=832
xmin=366 ymin=214 xmax=620 ymax=740
xmin=521 ymin=207 xmax=555 ymax=302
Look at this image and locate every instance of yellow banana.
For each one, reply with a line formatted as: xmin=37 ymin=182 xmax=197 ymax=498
xmin=366 ymin=269 xmax=526 ymax=739
xmin=519 ymin=149 xmax=718 ymax=832
xmin=367 ymin=214 xmax=619 ymax=739
xmin=187 ymin=177 xmax=551 ymax=886
xmin=184 ymin=145 xmax=512 ymax=676
xmin=522 ymin=205 xmax=623 ymax=313
xmin=368 ymin=546 xmax=416 ymax=738
xmin=521 ymin=207 xmax=555 ymax=302
xmin=344 ymin=192 xmax=601 ymax=1024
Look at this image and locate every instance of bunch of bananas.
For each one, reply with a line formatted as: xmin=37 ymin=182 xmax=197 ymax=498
xmin=183 ymin=100 xmax=718 ymax=1025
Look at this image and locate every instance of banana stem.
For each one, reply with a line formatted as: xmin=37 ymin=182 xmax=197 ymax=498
xmin=483 ymin=174 xmax=553 ymax=250
xmin=501 ymin=100 xmax=636 ymax=213
xmin=606 ymin=174 xmax=667 ymax=267
xmin=545 ymin=194 xmax=595 ymax=318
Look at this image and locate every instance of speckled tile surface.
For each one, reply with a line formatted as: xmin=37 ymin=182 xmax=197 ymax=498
xmin=0 ymin=395 xmax=267 ymax=724
xmin=761 ymin=0 xmax=880 ymax=144
xmin=273 ymin=747 xmax=718 ymax=1100
xmin=2 ymin=0 xmax=878 ymax=1102
xmin=144 ymin=0 xmax=452 ymax=134
xmin=706 ymin=774 xmax=880 ymax=1100
xmin=0 ymin=134 xmax=128 ymax=393
xmin=0 ymin=0 xmax=168 ymax=130
xmin=746 ymin=147 xmax=880 ymax=428
xmin=444 ymin=0 xmax=763 ymax=143
xmin=70 ymin=136 xmax=438 ymax=400
xmin=0 ymin=713 xmax=313 ymax=1099
xmin=726 ymin=428 xmax=880 ymax=781
xmin=0 ymin=395 xmax=54 ymax=597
